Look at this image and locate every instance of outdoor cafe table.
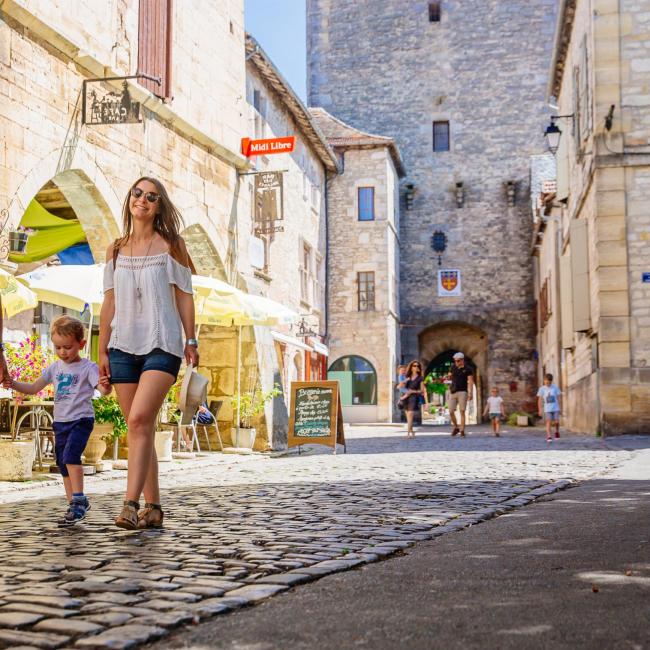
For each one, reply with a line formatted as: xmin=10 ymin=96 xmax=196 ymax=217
xmin=10 ymin=399 xmax=54 ymax=470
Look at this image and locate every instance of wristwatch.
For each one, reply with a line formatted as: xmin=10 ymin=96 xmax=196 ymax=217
xmin=186 ymin=338 xmax=198 ymax=347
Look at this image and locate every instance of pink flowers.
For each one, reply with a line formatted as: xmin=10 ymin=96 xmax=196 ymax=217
xmin=5 ymin=334 xmax=56 ymax=399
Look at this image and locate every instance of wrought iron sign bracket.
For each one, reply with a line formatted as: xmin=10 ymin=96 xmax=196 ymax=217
xmin=82 ymin=74 xmax=161 ymax=126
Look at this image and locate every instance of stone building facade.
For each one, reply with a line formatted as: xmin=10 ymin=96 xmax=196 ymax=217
xmin=244 ymin=36 xmax=338 ymax=436
xmin=534 ymin=0 xmax=650 ymax=435
xmin=0 ymin=1 xmax=336 ymax=449
xmin=307 ymin=0 xmax=558 ymax=417
xmin=310 ymin=108 xmax=404 ymax=423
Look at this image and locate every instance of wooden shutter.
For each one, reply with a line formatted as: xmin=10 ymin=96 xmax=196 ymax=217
xmin=570 ymin=219 xmax=591 ymax=332
xmin=560 ymin=252 xmax=574 ymax=348
xmin=138 ymin=0 xmax=173 ymax=100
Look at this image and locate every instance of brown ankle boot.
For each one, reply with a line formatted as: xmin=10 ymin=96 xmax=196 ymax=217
xmin=137 ymin=503 xmax=164 ymax=529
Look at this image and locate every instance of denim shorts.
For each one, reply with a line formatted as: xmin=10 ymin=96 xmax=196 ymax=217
xmin=109 ymin=348 xmax=182 ymax=383
xmin=544 ymin=411 xmax=560 ymax=423
xmin=53 ymin=417 xmax=94 ymax=476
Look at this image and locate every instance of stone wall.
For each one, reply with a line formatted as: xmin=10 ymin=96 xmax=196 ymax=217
xmin=308 ymin=0 xmax=557 ymax=417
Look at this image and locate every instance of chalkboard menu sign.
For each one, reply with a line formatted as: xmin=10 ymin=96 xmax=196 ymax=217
xmin=287 ymin=381 xmax=346 ymax=452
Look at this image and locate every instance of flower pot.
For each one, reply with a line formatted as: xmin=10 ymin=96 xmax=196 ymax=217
xmin=0 ymin=439 xmax=36 ymax=481
xmin=8 ymin=231 xmax=29 ymax=253
xmin=516 ymin=415 xmax=529 ymax=427
xmin=83 ymin=424 xmax=111 ymax=465
xmin=154 ymin=429 xmax=173 ymax=462
xmin=233 ymin=427 xmax=256 ymax=449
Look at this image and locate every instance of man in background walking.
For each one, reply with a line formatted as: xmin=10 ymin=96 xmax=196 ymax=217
xmin=449 ymin=352 xmax=473 ymax=437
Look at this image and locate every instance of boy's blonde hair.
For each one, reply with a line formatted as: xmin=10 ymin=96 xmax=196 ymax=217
xmin=50 ymin=315 xmax=85 ymax=342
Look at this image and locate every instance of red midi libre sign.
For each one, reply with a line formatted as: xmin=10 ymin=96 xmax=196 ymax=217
xmin=241 ymin=136 xmax=296 ymax=157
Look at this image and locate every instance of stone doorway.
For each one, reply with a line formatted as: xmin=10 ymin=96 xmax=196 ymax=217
xmin=419 ymin=322 xmax=488 ymax=424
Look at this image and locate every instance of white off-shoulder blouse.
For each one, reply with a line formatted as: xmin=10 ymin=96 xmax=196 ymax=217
xmin=103 ymin=252 xmax=193 ymax=358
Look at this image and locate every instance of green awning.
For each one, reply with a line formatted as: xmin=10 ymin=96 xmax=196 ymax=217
xmin=9 ymin=199 xmax=86 ymax=263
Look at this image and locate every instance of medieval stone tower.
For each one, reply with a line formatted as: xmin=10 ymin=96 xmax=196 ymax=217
xmin=308 ymin=0 xmax=558 ymax=415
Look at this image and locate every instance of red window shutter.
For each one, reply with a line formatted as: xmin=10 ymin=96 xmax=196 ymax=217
xmin=138 ymin=0 xmax=173 ymax=100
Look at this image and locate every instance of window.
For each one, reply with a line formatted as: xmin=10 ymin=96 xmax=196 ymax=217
xmin=300 ymin=243 xmax=312 ymax=304
xmin=138 ymin=0 xmax=173 ymax=100
xmin=357 ymin=271 xmax=375 ymax=311
xmin=328 ymin=356 xmax=378 ymax=405
xmin=433 ymin=121 xmax=450 ymax=152
xmin=253 ymin=89 xmax=267 ymax=140
xmin=429 ymin=2 xmax=441 ymax=22
xmin=358 ymin=187 xmax=375 ymax=221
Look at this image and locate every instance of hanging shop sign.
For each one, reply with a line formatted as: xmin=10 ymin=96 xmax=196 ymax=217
xmin=438 ymin=269 xmax=462 ymax=297
xmin=254 ymin=171 xmax=284 ymax=235
xmin=241 ymin=136 xmax=296 ymax=157
xmin=82 ymin=74 xmax=160 ymax=126
xmin=288 ymin=381 xmax=346 ymax=453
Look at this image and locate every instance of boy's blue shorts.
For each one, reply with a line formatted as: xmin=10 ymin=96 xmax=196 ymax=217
xmin=53 ymin=417 xmax=94 ymax=476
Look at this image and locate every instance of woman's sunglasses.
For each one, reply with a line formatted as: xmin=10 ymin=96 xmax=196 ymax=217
xmin=131 ymin=187 xmax=160 ymax=203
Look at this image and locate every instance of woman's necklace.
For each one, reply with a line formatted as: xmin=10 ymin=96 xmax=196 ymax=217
xmin=130 ymin=235 xmax=155 ymax=302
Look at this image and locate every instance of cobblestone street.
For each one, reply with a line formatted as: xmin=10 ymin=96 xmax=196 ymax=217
xmin=0 ymin=426 xmax=637 ymax=649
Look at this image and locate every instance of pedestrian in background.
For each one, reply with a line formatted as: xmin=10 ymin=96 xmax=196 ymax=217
xmin=537 ymin=373 xmax=561 ymax=442
xmin=99 ymin=176 xmax=198 ymax=530
xmin=449 ymin=352 xmax=474 ymax=437
xmin=6 ymin=316 xmax=110 ymax=525
xmin=399 ymin=360 xmax=428 ymax=438
xmin=483 ymin=386 xmax=505 ymax=437
xmin=396 ymin=364 xmax=407 ymax=422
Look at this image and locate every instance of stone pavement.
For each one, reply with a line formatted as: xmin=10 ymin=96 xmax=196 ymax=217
xmin=0 ymin=425 xmax=639 ymax=648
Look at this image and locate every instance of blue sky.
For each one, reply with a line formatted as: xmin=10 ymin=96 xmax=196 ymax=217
xmin=245 ymin=0 xmax=307 ymax=102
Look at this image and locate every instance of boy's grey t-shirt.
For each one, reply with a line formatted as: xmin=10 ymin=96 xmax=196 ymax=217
xmin=42 ymin=359 xmax=99 ymax=422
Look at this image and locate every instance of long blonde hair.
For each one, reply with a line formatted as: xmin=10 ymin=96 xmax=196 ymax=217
xmin=114 ymin=176 xmax=195 ymax=272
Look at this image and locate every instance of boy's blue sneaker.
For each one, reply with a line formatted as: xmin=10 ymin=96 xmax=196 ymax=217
xmin=59 ymin=497 xmax=90 ymax=526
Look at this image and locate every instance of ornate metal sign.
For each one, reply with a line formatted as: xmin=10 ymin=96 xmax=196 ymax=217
xmin=254 ymin=171 xmax=284 ymax=236
xmin=82 ymin=75 xmax=159 ymax=126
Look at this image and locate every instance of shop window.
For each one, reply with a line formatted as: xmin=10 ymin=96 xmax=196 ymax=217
xmin=328 ymin=356 xmax=377 ymax=405
xmin=357 ymin=271 xmax=375 ymax=311
xmin=433 ymin=121 xmax=450 ymax=152
xmin=138 ymin=0 xmax=173 ymax=100
xmin=358 ymin=187 xmax=375 ymax=221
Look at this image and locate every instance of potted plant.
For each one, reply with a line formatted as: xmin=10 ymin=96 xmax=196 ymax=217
xmin=230 ymin=383 xmax=281 ymax=449
xmin=8 ymin=226 xmax=34 ymax=253
xmin=89 ymin=395 xmax=127 ymax=463
xmin=0 ymin=335 xmax=55 ymax=480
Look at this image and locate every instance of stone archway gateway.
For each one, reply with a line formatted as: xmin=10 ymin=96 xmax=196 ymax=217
xmin=4 ymin=144 xmax=122 ymax=263
xmin=419 ymin=322 xmax=488 ymax=424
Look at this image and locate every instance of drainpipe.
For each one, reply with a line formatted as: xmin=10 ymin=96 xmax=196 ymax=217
xmin=323 ymin=170 xmax=331 ymax=341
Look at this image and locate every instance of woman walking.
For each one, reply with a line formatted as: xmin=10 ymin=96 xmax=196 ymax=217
xmin=399 ymin=360 xmax=428 ymax=438
xmin=99 ymin=177 xmax=198 ymax=529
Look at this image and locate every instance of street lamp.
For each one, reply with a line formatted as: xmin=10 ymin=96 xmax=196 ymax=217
xmin=543 ymin=114 xmax=574 ymax=155
xmin=430 ymin=230 xmax=447 ymax=266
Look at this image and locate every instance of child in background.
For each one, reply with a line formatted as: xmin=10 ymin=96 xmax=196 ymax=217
xmin=484 ymin=387 xmax=506 ymax=437
xmin=537 ymin=373 xmax=562 ymax=442
xmin=6 ymin=316 xmax=110 ymax=525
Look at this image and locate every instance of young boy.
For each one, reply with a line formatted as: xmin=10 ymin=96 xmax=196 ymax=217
xmin=483 ymin=387 xmax=506 ymax=437
xmin=537 ymin=373 xmax=562 ymax=442
xmin=6 ymin=316 xmax=110 ymax=525
xmin=397 ymin=364 xmax=407 ymax=422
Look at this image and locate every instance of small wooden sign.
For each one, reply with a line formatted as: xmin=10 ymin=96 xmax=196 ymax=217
xmin=288 ymin=381 xmax=346 ymax=453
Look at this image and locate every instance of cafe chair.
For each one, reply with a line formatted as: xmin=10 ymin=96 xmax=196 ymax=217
xmin=193 ymin=400 xmax=224 ymax=452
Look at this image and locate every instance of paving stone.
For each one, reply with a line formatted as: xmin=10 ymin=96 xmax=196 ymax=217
xmin=74 ymin=623 xmax=166 ymax=648
xmin=79 ymin=613 xmax=133 ymax=627
xmin=85 ymin=593 xmax=142 ymax=606
xmin=5 ymin=596 xmax=83 ymax=609
xmin=0 ymin=629 xmax=69 ymax=648
xmin=61 ymin=581 xmax=140 ymax=595
xmin=224 ymin=584 xmax=288 ymax=602
xmin=34 ymin=618 xmax=104 ymax=635
xmin=127 ymin=611 xmax=195 ymax=628
xmin=1 ymin=603 xmax=79 ymax=618
xmin=0 ymin=610 xmax=45 ymax=627
xmin=254 ymin=573 xmax=314 ymax=586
